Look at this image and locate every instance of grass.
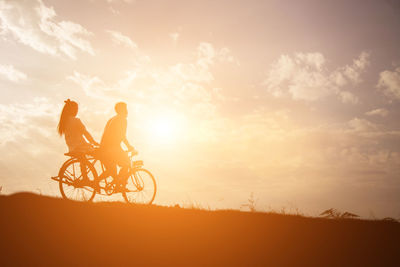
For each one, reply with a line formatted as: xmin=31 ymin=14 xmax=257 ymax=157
xmin=1 ymin=192 xmax=399 ymax=266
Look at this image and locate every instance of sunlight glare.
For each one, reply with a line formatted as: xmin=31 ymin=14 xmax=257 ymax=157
xmin=147 ymin=112 xmax=186 ymax=144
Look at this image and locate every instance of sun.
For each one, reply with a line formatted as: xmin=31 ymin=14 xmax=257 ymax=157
xmin=152 ymin=118 xmax=174 ymax=139
xmin=146 ymin=112 xmax=186 ymax=144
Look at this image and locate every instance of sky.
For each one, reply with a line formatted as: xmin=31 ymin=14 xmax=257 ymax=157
xmin=0 ymin=0 xmax=400 ymax=218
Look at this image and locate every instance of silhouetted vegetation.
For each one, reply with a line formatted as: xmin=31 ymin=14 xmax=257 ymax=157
xmin=382 ymin=217 xmax=399 ymax=223
xmin=320 ymin=208 xmax=360 ymax=219
xmin=240 ymin=192 xmax=258 ymax=212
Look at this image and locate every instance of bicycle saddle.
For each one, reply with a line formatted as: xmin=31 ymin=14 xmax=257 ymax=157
xmin=64 ymin=152 xmax=85 ymax=157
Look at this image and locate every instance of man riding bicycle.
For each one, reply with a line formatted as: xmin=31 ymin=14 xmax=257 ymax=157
xmin=99 ymin=102 xmax=135 ymax=192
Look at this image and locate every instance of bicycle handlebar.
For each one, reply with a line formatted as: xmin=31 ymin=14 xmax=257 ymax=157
xmin=127 ymin=149 xmax=139 ymax=157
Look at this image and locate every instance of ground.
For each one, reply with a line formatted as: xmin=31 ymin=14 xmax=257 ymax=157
xmin=0 ymin=192 xmax=399 ymax=266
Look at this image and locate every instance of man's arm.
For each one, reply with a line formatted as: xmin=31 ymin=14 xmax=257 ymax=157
xmin=122 ymin=137 xmax=134 ymax=151
xmin=121 ymin=118 xmax=133 ymax=151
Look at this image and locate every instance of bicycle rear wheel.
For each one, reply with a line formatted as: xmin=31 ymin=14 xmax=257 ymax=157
xmin=58 ymin=158 xmax=97 ymax=202
xmin=122 ymin=168 xmax=156 ymax=204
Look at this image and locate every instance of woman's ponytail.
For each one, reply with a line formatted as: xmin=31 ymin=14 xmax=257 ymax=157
xmin=57 ymin=99 xmax=78 ymax=136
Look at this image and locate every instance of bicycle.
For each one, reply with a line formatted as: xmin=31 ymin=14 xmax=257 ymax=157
xmin=51 ymin=149 xmax=157 ymax=204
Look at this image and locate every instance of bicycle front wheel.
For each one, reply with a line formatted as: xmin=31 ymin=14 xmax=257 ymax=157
xmin=58 ymin=158 xmax=97 ymax=202
xmin=122 ymin=168 xmax=156 ymax=204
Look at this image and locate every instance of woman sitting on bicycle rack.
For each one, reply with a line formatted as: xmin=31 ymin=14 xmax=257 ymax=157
xmin=57 ymin=99 xmax=99 ymax=154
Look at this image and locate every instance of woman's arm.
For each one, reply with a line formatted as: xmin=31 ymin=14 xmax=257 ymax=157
xmin=77 ymin=118 xmax=99 ymax=146
xmin=83 ymin=129 xmax=99 ymax=146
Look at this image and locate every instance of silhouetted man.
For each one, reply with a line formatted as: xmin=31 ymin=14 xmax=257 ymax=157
xmin=100 ymin=102 xmax=134 ymax=190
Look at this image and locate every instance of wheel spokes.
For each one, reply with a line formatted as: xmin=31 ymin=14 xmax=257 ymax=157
xmin=123 ymin=169 xmax=156 ymax=204
xmin=59 ymin=159 xmax=96 ymax=201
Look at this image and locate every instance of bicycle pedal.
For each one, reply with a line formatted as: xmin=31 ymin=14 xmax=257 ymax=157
xmin=51 ymin=176 xmax=60 ymax=181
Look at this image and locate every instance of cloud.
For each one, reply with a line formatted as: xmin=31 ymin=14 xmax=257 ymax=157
xmin=0 ymin=64 xmax=27 ymax=82
xmin=106 ymin=30 xmax=137 ymax=49
xmin=109 ymin=6 xmax=120 ymax=15
xmin=195 ymin=107 xmax=400 ymax=190
xmin=67 ymin=70 xmax=137 ymax=99
xmin=169 ymin=32 xmax=179 ymax=43
xmin=66 ymin=42 xmax=236 ymax=121
xmin=67 ymin=71 xmax=104 ymax=98
xmin=197 ymin=42 xmax=236 ymax=66
xmin=365 ymin=108 xmax=389 ymax=117
xmin=341 ymin=51 xmax=369 ymax=84
xmin=171 ymin=42 xmax=237 ymax=84
xmin=264 ymin=51 xmax=369 ymax=103
xmin=339 ymin=91 xmax=359 ymax=104
xmin=0 ymin=0 xmax=94 ymax=60
xmin=377 ymin=67 xmax=400 ymax=100
xmin=170 ymin=62 xmax=214 ymax=84
xmin=348 ymin=117 xmax=377 ymax=132
xmin=67 ymin=68 xmax=220 ymax=119
xmin=0 ymin=97 xmax=57 ymax=144
xmin=66 ymin=41 xmax=235 ymax=113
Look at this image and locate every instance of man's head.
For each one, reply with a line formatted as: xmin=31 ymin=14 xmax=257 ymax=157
xmin=115 ymin=102 xmax=128 ymax=117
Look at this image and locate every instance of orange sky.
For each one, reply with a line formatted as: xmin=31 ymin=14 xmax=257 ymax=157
xmin=0 ymin=0 xmax=400 ymax=218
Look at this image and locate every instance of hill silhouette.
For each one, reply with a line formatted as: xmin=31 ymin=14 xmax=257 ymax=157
xmin=0 ymin=192 xmax=399 ymax=266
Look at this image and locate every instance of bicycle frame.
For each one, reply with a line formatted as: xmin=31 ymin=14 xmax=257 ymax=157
xmin=89 ymin=150 xmax=145 ymax=195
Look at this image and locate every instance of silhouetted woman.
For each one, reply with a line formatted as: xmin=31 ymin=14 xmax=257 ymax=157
xmin=57 ymin=99 xmax=99 ymax=153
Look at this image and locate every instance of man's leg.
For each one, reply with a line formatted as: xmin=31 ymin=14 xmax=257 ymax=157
xmin=94 ymin=167 xmax=110 ymax=193
xmin=115 ymin=150 xmax=130 ymax=190
xmin=106 ymin=162 xmax=118 ymax=183
xmin=118 ymin=167 xmax=129 ymax=184
xmin=97 ymin=150 xmax=120 ymax=194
